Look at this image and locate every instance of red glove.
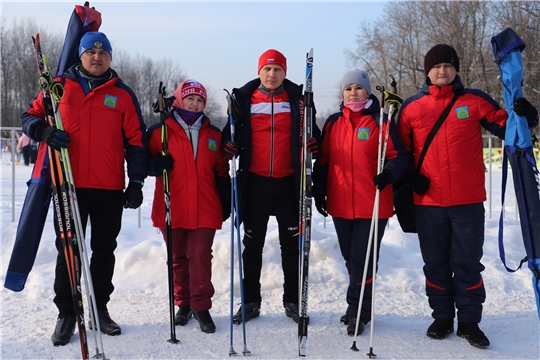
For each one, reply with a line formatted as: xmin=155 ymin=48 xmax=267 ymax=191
xmin=306 ymin=137 xmax=318 ymax=159
xmin=223 ymin=141 xmax=238 ymax=160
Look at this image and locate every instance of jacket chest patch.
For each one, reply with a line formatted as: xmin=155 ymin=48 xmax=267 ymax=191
xmin=104 ymin=95 xmax=118 ymax=108
xmin=456 ymin=106 xmax=470 ymax=119
xmin=357 ymin=128 xmax=370 ymax=140
xmin=208 ymin=139 xmax=217 ymax=151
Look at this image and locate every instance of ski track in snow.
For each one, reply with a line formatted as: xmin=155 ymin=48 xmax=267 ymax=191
xmin=1 ymin=158 xmax=538 ymax=359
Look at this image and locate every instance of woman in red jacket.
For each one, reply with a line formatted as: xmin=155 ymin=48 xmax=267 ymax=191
xmin=313 ymin=70 xmax=407 ymax=337
xmin=147 ymin=80 xmax=231 ymax=334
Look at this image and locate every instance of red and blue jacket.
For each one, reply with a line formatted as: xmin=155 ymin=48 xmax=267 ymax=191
xmin=397 ymin=75 xmax=507 ymax=207
xmin=222 ymin=78 xmax=321 ymax=223
xmin=313 ymin=95 xmax=407 ymax=219
xmin=147 ymin=115 xmax=230 ymax=230
xmin=21 ymin=64 xmax=147 ymax=190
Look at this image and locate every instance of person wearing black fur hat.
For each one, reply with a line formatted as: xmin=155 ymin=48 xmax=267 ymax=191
xmin=221 ymin=49 xmax=321 ymax=324
xmin=22 ymin=31 xmax=147 ymax=346
xmin=312 ymin=69 xmax=407 ymax=336
xmin=397 ymin=44 xmax=538 ymax=348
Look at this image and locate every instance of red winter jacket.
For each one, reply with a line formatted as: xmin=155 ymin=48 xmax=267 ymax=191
xmin=398 ymin=76 xmax=507 ymax=207
xmin=315 ymin=96 xmax=407 ymax=219
xmin=147 ymin=115 xmax=230 ymax=230
xmin=249 ymin=87 xmax=294 ymax=178
xmin=21 ymin=66 xmax=147 ymax=190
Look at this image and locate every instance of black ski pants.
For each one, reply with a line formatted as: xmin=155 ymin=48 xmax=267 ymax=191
xmin=241 ymin=173 xmax=299 ymax=305
xmin=333 ymin=217 xmax=387 ymax=324
xmin=416 ymin=203 xmax=486 ymax=323
xmin=54 ymin=188 xmax=123 ymax=317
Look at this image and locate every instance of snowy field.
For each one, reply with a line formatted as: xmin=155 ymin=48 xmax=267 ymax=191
xmin=1 ymin=153 xmax=538 ymax=360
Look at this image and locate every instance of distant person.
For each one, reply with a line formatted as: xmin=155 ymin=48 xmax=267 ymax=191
xmin=17 ymin=133 xmax=31 ymax=165
xmin=313 ymin=70 xmax=407 ymax=336
xmin=147 ymin=79 xmax=231 ymax=334
xmin=22 ymin=31 xmax=147 ymax=346
xmin=222 ymin=49 xmax=320 ymax=324
xmin=397 ymin=44 xmax=538 ymax=348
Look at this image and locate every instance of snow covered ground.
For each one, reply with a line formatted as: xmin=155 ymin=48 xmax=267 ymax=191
xmin=1 ymin=154 xmax=538 ymax=360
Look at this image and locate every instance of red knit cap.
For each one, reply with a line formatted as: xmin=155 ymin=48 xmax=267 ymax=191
xmin=258 ymin=49 xmax=287 ymax=75
xmin=172 ymin=79 xmax=207 ymax=108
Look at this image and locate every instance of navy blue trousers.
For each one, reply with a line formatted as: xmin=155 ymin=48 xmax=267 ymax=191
xmin=333 ymin=217 xmax=387 ymax=324
xmin=416 ymin=203 xmax=486 ymax=323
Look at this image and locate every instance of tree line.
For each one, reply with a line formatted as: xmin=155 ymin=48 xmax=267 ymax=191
xmin=0 ymin=17 xmax=226 ymax=130
xmin=3 ymin=2 xmax=540 ymax=133
xmin=347 ymin=1 xmax=540 ymax=116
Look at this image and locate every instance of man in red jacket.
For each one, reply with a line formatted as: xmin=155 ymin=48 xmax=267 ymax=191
xmin=22 ymin=31 xmax=147 ymax=346
xmin=222 ymin=49 xmax=320 ymax=324
xmin=397 ymin=44 xmax=538 ymax=349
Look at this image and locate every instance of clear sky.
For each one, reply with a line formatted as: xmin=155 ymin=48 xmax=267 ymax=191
xmin=2 ymin=0 xmax=387 ymax=114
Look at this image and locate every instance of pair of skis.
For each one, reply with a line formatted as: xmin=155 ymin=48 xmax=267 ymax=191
xmin=298 ymin=48 xmax=314 ymax=357
xmin=33 ymin=34 xmax=107 ymax=360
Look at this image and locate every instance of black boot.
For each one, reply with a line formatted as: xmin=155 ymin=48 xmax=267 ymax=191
xmin=284 ymin=302 xmax=310 ymax=325
xmin=175 ymin=306 xmax=193 ymax=326
xmin=232 ymin=302 xmax=261 ymax=325
xmin=426 ymin=319 xmax=454 ymax=340
xmin=51 ymin=316 xmax=76 ymax=346
xmin=193 ymin=310 xmax=216 ymax=334
xmin=340 ymin=314 xmax=351 ymax=325
xmin=347 ymin=317 xmax=365 ymax=336
xmin=89 ymin=308 xmax=121 ymax=336
xmin=457 ymin=322 xmax=490 ymax=348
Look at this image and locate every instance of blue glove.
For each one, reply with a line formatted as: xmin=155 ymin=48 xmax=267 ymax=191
xmin=123 ymin=182 xmax=143 ymax=209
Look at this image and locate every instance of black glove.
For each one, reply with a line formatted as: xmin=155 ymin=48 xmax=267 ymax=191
xmin=222 ymin=201 xmax=231 ymax=222
xmin=38 ymin=124 xmax=70 ymax=151
xmin=514 ymin=97 xmax=539 ymax=127
xmin=407 ymin=172 xmax=430 ymax=195
xmin=373 ymin=169 xmax=394 ymax=191
xmin=223 ymin=141 xmax=238 ymax=160
xmin=153 ymin=154 xmax=174 ymax=174
xmin=123 ymin=182 xmax=143 ymax=209
xmin=228 ymin=95 xmax=243 ymax=120
xmin=152 ymin=96 xmax=175 ymax=114
xmin=383 ymin=90 xmax=403 ymax=108
xmin=314 ymin=194 xmax=328 ymax=217
xmin=307 ymin=137 xmax=318 ymax=159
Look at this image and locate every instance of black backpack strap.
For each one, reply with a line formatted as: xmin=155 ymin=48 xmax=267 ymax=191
xmin=417 ymin=89 xmax=462 ymax=171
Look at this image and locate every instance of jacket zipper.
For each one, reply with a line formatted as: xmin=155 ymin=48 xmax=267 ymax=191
xmin=269 ymin=90 xmax=275 ymax=177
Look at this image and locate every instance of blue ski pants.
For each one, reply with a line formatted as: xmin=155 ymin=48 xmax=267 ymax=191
xmin=416 ymin=203 xmax=486 ymax=323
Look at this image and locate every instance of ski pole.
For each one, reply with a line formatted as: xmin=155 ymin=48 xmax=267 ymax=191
xmin=33 ymin=34 xmax=107 ymax=360
xmin=350 ymin=84 xmax=394 ymax=358
xmin=157 ymin=82 xmax=179 ymax=344
xmin=225 ymin=89 xmax=251 ymax=356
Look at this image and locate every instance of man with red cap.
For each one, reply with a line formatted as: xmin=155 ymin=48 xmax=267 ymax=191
xmin=397 ymin=43 xmax=538 ymax=349
xmin=222 ymin=49 xmax=320 ymax=324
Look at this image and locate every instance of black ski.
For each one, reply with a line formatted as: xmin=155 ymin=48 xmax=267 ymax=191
xmin=33 ymin=34 xmax=89 ymax=359
xmin=298 ymin=48 xmax=314 ymax=357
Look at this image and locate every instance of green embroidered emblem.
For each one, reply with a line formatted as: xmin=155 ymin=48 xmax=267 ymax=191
xmin=357 ymin=128 xmax=370 ymax=140
xmin=456 ymin=106 xmax=469 ymax=119
xmin=104 ymin=95 xmax=117 ymax=108
xmin=208 ymin=139 xmax=217 ymax=151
